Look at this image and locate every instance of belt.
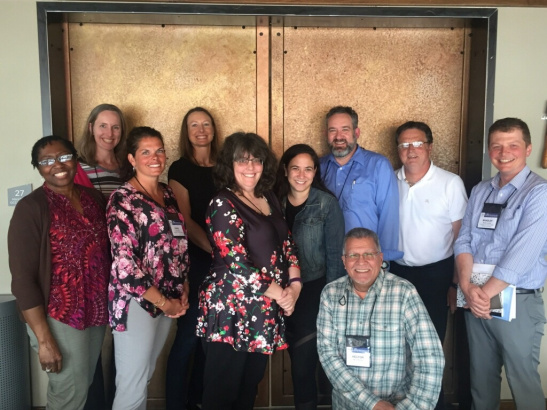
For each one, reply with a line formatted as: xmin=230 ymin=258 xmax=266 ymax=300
xmin=516 ymin=287 xmax=543 ymax=294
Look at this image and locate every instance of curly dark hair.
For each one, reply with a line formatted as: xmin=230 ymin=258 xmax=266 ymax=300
xmin=31 ymin=135 xmax=77 ymax=168
xmin=213 ymin=132 xmax=277 ymax=197
xmin=274 ymin=143 xmax=333 ymax=201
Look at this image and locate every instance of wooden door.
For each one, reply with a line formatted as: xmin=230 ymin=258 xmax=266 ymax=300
xmin=67 ymin=15 xmax=470 ymax=408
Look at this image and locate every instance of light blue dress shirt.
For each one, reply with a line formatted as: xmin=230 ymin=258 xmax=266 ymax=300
xmin=320 ymin=147 xmax=403 ymax=261
xmin=454 ymin=166 xmax=547 ymax=289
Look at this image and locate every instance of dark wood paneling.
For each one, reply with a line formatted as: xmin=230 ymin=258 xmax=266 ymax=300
xmin=78 ymin=0 xmax=547 ymax=7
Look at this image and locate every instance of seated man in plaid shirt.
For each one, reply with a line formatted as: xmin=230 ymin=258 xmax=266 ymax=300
xmin=317 ymin=228 xmax=445 ymax=410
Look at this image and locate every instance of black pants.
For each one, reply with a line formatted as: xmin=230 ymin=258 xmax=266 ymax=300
xmin=285 ymin=277 xmax=326 ymax=409
xmin=391 ymin=256 xmax=453 ymax=410
xmin=201 ymin=341 xmax=268 ymax=410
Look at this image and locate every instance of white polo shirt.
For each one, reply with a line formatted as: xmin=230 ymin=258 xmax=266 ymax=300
xmin=395 ymin=162 xmax=468 ymax=266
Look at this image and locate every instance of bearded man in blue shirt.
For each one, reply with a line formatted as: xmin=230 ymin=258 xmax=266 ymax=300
xmin=454 ymin=117 xmax=547 ymax=409
xmin=320 ymin=106 xmax=403 ymax=263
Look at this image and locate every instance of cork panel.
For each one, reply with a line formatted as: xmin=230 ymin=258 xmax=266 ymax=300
xmin=69 ymin=23 xmax=257 ymax=179
xmin=282 ymin=26 xmax=465 ymax=174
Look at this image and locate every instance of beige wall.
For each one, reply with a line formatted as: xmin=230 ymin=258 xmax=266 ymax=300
xmin=1 ymin=1 xmax=546 ymax=405
xmin=493 ymin=7 xmax=547 ymax=399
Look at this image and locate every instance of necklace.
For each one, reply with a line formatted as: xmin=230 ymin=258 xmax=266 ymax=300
xmin=239 ymin=193 xmax=266 ymax=215
xmin=404 ymin=177 xmax=416 ymax=187
xmin=134 ymin=176 xmax=162 ymax=204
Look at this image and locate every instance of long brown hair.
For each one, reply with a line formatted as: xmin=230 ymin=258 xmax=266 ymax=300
xmin=79 ymin=103 xmax=127 ymax=166
xmin=179 ymin=107 xmax=220 ymax=164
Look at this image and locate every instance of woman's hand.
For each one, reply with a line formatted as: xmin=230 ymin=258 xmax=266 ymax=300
xmin=278 ymin=283 xmax=302 ymax=316
xmin=38 ymin=335 xmax=63 ymax=374
xmin=163 ymin=298 xmax=188 ymax=318
xmin=21 ymin=306 xmax=63 ymax=374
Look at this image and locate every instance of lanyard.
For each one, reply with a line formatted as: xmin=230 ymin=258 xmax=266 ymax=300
xmin=326 ymin=159 xmax=356 ymax=202
xmin=339 ymin=276 xmax=378 ymax=336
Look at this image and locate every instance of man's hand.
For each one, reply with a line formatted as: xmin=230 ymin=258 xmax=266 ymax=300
xmin=372 ymin=400 xmax=395 ymax=410
xmin=462 ymin=283 xmax=491 ymax=319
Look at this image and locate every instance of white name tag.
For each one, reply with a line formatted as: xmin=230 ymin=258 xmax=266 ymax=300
xmin=346 ymin=335 xmax=371 ymax=368
xmin=477 ymin=212 xmax=498 ymax=229
xmin=168 ymin=220 xmax=184 ymax=237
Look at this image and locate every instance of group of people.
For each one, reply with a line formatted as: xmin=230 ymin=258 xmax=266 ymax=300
xmin=7 ymin=103 xmax=547 ymax=410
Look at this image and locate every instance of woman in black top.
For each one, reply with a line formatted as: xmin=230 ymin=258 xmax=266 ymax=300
xmin=166 ymin=107 xmax=220 ymax=410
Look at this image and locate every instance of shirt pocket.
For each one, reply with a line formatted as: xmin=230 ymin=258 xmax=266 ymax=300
xmin=346 ymin=177 xmax=375 ymax=211
xmin=370 ymin=320 xmax=404 ymax=378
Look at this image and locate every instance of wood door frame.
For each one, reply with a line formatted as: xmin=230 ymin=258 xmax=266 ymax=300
xmin=36 ymin=3 xmax=497 ymax=407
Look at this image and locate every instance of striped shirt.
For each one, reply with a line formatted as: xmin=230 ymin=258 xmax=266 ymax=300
xmin=79 ymin=162 xmax=122 ymax=199
xmin=317 ymin=271 xmax=444 ymax=409
xmin=454 ymin=166 xmax=547 ymax=289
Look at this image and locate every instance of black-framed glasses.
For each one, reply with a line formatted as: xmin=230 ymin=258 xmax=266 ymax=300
xmin=37 ymin=154 xmax=74 ymax=167
xmin=344 ymin=251 xmax=381 ymax=261
xmin=397 ymin=141 xmax=429 ymax=150
xmin=234 ymin=157 xmax=263 ymax=165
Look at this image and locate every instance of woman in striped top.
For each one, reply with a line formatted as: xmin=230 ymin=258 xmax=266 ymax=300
xmin=76 ymin=103 xmax=127 ymax=198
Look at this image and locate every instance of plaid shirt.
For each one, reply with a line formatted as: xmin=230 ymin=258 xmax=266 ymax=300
xmin=317 ymin=270 xmax=444 ymax=409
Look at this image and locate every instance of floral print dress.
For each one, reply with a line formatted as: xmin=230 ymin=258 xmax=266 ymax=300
xmin=107 ymin=182 xmax=189 ymax=331
xmin=196 ymin=188 xmax=299 ymax=354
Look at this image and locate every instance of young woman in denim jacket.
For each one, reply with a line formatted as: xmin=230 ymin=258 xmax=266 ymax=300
xmin=275 ymin=144 xmax=346 ymax=410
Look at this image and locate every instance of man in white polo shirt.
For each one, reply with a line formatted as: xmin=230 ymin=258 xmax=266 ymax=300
xmin=390 ymin=121 xmax=467 ymax=410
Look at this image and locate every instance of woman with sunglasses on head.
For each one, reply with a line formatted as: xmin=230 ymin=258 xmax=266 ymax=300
xmin=166 ymin=107 xmax=220 ymax=410
xmin=275 ymin=144 xmax=346 ymax=410
xmin=197 ymin=132 xmax=301 ymax=410
xmin=76 ymin=103 xmax=127 ymax=198
xmin=9 ymin=136 xmax=111 ymax=410
xmin=107 ymin=126 xmax=189 ymax=410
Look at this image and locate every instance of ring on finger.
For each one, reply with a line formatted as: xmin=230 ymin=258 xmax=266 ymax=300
xmin=45 ymin=368 xmax=52 ymax=373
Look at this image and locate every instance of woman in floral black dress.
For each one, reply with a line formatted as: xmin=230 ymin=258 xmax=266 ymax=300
xmin=197 ymin=132 xmax=301 ymax=409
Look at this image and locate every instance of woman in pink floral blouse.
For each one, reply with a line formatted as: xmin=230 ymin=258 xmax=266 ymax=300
xmin=107 ymin=126 xmax=189 ymax=410
xmin=197 ymin=132 xmax=301 ymax=409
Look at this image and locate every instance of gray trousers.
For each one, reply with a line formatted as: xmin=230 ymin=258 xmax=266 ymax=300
xmin=112 ymin=300 xmax=172 ymax=410
xmin=27 ymin=318 xmax=105 ymax=410
xmin=465 ymin=291 xmax=546 ymax=410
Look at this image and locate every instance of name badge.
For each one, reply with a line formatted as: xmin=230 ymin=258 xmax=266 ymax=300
xmin=346 ymin=335 xmax=371 ymax=368
xmin=167 ymin=213 xmax=184 ymax=237
xmin=477 ymin=203 xmax=503 ymax=230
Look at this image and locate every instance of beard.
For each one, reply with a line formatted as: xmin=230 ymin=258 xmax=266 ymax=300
xmin=329 ymin=139 xmax=357 ymax=158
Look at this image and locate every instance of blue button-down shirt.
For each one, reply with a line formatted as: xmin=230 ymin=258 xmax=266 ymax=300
xmin=454 ymin=166 xmax=547 ymax=289
xmin=321 ymin=147 xmax=403 ymax=261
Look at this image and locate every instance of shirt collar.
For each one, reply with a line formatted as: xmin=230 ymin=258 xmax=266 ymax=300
xmin=326 ymin=146 xmax=366 ymax=167
xmin=491 ymin=165 xmax=530 ymax=190
xmin=396 ymin=161 xmax=435 ymax=183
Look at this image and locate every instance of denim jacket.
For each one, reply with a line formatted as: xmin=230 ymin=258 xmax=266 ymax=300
xmin=282 ymin=187 xmax=346 ymax=283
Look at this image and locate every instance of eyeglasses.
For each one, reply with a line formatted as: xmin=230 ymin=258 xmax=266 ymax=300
xmin=234 ymin=157 xmax=263 ymax=165
xmin=37 ymin=154 xmax=74 ymax=167
xmin=344 ymin=251 xmax=381 ymax=261
xmin=397 ymin=141 xmax=429 ymax=150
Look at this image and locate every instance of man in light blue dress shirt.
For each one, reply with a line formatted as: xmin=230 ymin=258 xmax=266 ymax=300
xmin=454 ymin=117 xmax=547 ymax=409
xmin=320 ymin=106 xmax=403 ymax=263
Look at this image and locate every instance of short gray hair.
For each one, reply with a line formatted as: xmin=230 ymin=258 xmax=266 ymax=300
xmin=342 ymin=228 xmax=381 ymax=255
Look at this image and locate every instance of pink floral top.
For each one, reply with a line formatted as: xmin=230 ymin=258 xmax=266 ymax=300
xmin=46 ymin=184 xmax=110 ymax=330
xmin=107 ymin=182 xmax=189 ymax=331
xmin=196 ymin=189 xmax=299 ymax=354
